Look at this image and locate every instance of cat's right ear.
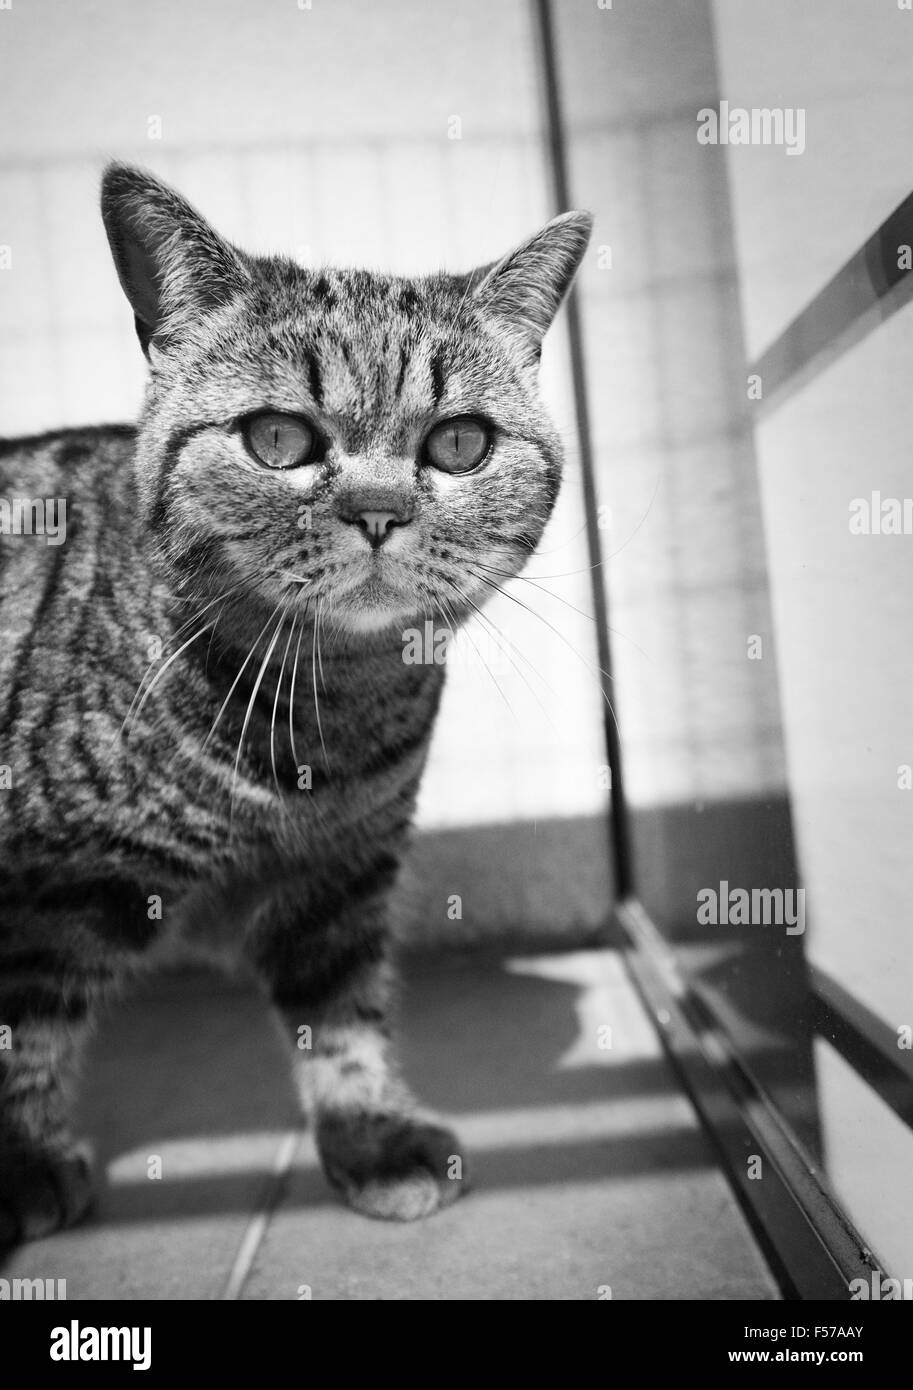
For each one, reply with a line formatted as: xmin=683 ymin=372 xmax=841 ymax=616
xmin=100 ymin=163 xmax=250 ymax=358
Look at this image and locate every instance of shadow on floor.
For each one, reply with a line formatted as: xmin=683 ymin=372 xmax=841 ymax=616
xmin=0 ymin=949 xmax=780 ymax=1300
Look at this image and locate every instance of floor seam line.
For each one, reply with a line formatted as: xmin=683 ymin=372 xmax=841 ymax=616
xmin=218 ymin=1128 xmax=303 ymax=1301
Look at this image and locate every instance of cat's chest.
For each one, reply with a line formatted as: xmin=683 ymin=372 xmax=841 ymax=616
xmin=189 ymin=639 xmax=445 ymax=792
xmin=112 ymin=654 xmax=444 ymax=872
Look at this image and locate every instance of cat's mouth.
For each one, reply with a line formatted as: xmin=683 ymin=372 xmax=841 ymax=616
xmin=336 ymin=565 xmax=419 ymax=616
xmin=329 ymin=584 xmax=425 ymax=636
xmin=280 ymin=559 xmax=423 ymax=635
xmin=282 ymin=550 xmax=462 ymax=636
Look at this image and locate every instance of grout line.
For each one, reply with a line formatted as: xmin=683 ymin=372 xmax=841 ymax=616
xmin=218 ymin=1129 xmax=303 ymax=1301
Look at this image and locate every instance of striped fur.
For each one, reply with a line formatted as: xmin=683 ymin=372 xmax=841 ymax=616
xmin=0 ymin=165 xmax=591 ymax=1238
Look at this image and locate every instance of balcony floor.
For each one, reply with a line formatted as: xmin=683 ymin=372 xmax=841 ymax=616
xmin=0 ymin=948 xmax=778 ymax=1301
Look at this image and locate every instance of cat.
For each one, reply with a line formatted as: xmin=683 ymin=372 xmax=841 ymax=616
xmin=0 ymin=163 xmax=591 ymax=1242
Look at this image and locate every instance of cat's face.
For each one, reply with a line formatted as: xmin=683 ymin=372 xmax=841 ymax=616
xmin=101 ymin=165 xmax=591 ymax=638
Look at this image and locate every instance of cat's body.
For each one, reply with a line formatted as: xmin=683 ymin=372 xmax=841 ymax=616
xmin=1 ymin=424 xmax=443 ymax=936
xmin=0 ymin=166 xmax=590 ymax=1242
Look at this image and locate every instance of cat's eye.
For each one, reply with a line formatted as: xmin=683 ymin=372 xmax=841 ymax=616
xmin=244 ymin=412 xmax=317 ymax=470
xmin=423 ymin=416 xmax=491 ymax=475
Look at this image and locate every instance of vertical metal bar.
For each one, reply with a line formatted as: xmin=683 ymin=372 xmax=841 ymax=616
xmin=532 ymin=0 xmax=635 ymax=900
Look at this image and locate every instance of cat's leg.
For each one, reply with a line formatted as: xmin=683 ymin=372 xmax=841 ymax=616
xmin=0 ymin=1010 xmax=95 ymax=1244
xmin=0 ymin=886 xmax=144 ymax=1243
xmin=251 ymin=885 xmax=468 ymax=1221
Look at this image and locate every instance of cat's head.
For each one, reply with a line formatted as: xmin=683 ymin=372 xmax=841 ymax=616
xmin=101 ymin=163 xmax=591 ymax=639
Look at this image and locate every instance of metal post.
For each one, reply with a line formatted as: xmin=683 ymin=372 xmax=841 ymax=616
xmin=532 ymin=0 xmax=635 ymax=901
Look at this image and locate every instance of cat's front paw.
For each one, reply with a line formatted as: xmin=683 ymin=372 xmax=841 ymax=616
xmin=0 ymin=1140 xmax=96 ymax=1246
xmin=316 ymin=1111 xmax=468 ymax=1221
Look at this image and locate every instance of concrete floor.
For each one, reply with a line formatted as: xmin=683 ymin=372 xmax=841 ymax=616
xmin=0 ymin=948 xmax=779 ymax=1300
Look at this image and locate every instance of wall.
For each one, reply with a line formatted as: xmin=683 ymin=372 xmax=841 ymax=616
xmin=712 ymin=0 xmax=913 ymax=1275
xmin=553 ymin=0 xmax=790 ymax=821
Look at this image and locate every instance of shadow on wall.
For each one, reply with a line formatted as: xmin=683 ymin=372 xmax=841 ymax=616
xmin=631 ymin=793 xmax=820 ymax=1157
xmin=396 ymin=813 xmax=615 ymax=946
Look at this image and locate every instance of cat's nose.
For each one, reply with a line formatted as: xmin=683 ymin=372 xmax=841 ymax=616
xmin=345 ymin=509 xmax=410 ymax=548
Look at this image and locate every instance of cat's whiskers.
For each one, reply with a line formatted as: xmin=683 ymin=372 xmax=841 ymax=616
xmin=118 ymin=574 xmax=261 ymax=741
xmin=229 ymin=597 xmax=290 ymax=829
xmin=280 ymin=606 xmax=332 ymax=832
xmin=201 ymin=603 xmax=288 ymax=756
xmin=483 ymin=471 xmax=661 ymax=577
xmin=437 ymin=575 xmax=556 ymax=730
xmin=119 ymin=617 xmax=217 ymax=743
xmin=475 ymin=560 xmax=597 ymax=625
xmin=311 ymin=596 xmax=330 ymax=770
xmin=270 ymin=617 xmax=297 ymax=800
xmin=482 ymin=540 xmax=603 ymax=583
xmin=477 ymin=555 xmax=652 ymax=665
xmin=288 ymin=609 xmax=307 ymax=772
xmin=468 ymin=566 xmax=624 ymax=745
xmin=170 ymin=576 xmax=249 ymax=636
xmin=525 ymin=518 xmax=590 ymax=557
xmin=426 ymin=581 xmax=516 ymax=721
xmin=316 ymin=596 xmax=328 ymax=693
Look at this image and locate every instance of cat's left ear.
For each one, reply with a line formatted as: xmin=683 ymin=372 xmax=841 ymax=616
xmin=471 ymin=211 xmax=593 ymax=348
xmin=101 ymin=162 xmax=251 ymax=358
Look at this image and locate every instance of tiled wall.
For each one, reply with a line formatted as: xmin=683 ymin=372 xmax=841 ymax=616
xmin=552 ymin=0 xmax=789 ymax=816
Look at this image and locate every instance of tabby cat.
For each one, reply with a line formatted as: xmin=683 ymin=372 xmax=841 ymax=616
xmin=0 ymin=164 xmax=591 ymax=1241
